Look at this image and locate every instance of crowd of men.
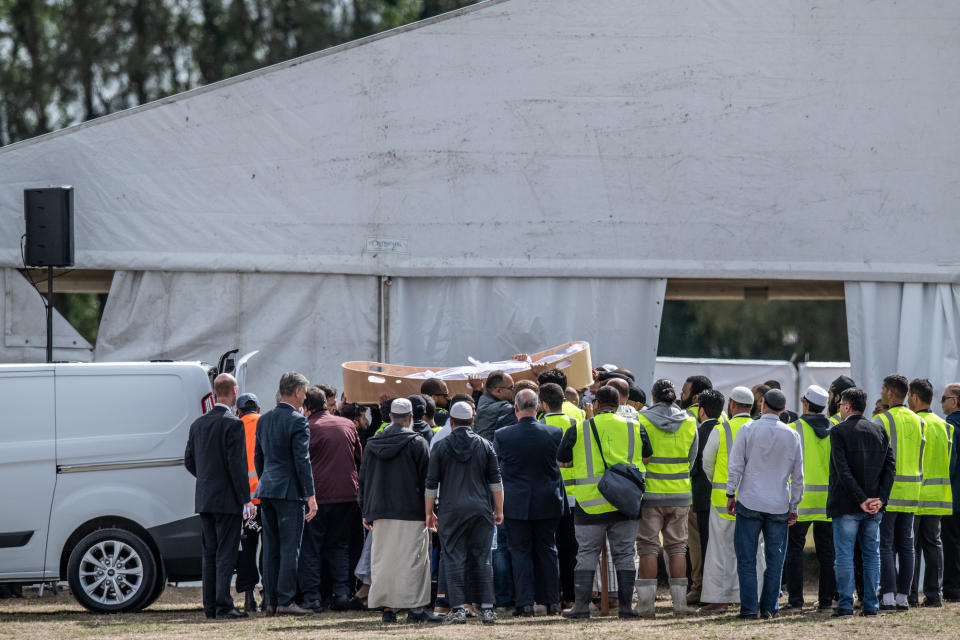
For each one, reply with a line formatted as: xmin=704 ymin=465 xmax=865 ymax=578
xmin=183 ymin=362 xmax=960 ymax=624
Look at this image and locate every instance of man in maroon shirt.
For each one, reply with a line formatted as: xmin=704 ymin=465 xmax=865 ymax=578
xmin=298 ymin=386 xmax=363 ymax=612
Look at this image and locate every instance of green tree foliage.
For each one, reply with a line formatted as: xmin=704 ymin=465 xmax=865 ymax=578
xmin=658 ymin=300 xmax=849 ymax=362
xmin=0 ymin=0 xmax=481 ymax=146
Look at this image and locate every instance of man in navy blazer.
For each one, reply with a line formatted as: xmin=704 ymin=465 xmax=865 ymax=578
xmin=493 ymin=388 xmax=566 ymax=616
xmin=254 ymin=372 xmax=318 ymax=616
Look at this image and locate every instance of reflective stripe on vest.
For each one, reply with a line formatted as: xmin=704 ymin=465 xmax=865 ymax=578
xmin=710 ymin=415 xmax=751 ymax=520
xmin=638 ymin=412 xmax=696 ymax=501
xmin=793 ymin=418 xmax=831 ymax=522
xmin=569 ymin=413 xmax=641 ymax=514
xmin=917 ymin=410 xmax=953 ymax=516
xmin=877 ymin=408 xmax=925 ymax=513
xmin=545 ymin=413 xmax=580 ymax=498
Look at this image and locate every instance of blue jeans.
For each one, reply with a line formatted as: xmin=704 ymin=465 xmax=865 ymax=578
xmin=734 ymin=502 xmax=789 ymax=617
xmin=834 ymin=512 xmax=881 ymax=612
xmin=880 ymin=510 xmax=915 ymax=596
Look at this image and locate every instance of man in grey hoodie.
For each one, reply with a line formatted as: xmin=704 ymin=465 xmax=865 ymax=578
xmin=634 ymin=379 xmax=699 ymax=616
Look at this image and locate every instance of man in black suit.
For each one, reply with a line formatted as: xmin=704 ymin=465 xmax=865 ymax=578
xmin=254 ymin=372 xmax=318 ymax=616
xmin=184 ymin=373 xmax=253 ymax=619
xmin=493 ymin=388 xmax=566 ymax=616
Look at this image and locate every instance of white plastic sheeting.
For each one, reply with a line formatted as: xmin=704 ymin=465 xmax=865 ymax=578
xmin=797 ymin=362 xmax=852 ymax=402
xmin=653 ymin=357 xmax=798 ymax=413
xmin=94 ymin=271 xmax=379 ymax=402
xmin=845 ymin=282 xmax=960 ymax=413
xmin=387 ymin=277 xmax=666 ymax=389
xmin=0 ymin=0 xmax=958 ymax=283
xmin=1 ymin=269 xmax=92 ymax=362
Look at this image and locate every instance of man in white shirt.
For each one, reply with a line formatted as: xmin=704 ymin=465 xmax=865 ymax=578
xmin=725 ymin=388 xmax=804 ymax=619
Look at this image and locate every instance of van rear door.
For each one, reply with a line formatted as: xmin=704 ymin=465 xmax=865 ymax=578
xmin=234 ymin=350 xmax=259 ymax=395
xmin=0 ymin=367 xmax=56 ymax=577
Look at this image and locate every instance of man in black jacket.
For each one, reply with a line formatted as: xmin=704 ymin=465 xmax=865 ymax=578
xmin=254 ymin=372 xmax=318 ymax=616
xmin=359 ymin=398 xmax=440 ymax=624
xmin=184 ymin=373 xmax=253 ymax=619
xmin=828 ymin=387 xmax=896 ymax=617
xmin=427 ymin=401 xmax=504 ymax=625
xmin=687 ymin=388 xmax=724 ymax=605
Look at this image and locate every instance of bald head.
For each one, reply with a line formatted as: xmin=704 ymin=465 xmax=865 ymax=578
xmin=607 ymin=378 xmax=629 ymax=405
xmin=214 ymin=373 xmax=238 ymax=406
xmin=514 ymin=388 xmax=539 ymax=417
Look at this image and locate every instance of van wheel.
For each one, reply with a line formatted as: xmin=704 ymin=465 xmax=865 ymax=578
xmin=66 ymin=528 xmax=157 ymax=613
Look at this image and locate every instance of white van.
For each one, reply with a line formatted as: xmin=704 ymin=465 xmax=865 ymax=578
xmin=0 ymin=350 xmax=257 ymax=613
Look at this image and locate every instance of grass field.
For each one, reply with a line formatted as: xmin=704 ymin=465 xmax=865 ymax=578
xmin=1 ymin=585 xmax=958 ymax=640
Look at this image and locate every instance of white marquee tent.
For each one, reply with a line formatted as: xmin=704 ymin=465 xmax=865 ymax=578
xmin=0 ymin=0 xmax=958 ymax=405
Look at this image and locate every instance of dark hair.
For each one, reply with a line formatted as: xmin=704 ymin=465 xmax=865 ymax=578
xmin=597 ymin=371 xmax=630 ymax=385
xmin=909 ymin=378 xmax=934 ymax=404
xmin=304 ymin=386 xmax=327 ymax=412
xmin=595 ymin=385 xmax=620 ymax=408
xmin=451 ymin=417 xmax=473 ymax=427
xmin=539 ymin=383 xmax=565 ymax=412
xmin=764 ymin=379 xmax=782 ymax=390
xmin=379 ymin=397 xmax=395 ymax=418
xmin=652 ymin=378 xmax=677 ymax=404
xmin=883 ymin=374 xmax=909 ymax=399
xmin=422 ymin=394 xmax=436 ymax=419
xmin=420 ymin=378 xmax=446 ymax=396
xmin=698 ymin=389 xmax=725 ymax=419
xmin=339 ymin=402 xmax=363 ymax=421
xmin=407 ymin=395 xmax=426 ymax=420
xmin=449 ymin=393 xmax=474 ymax=408
xmin=628 ymin=385 xmax=646 ymax=405
xmin=841 ymin=388 xmax=867 ymax=413
xmin=537 ymin=368 xmax=568 ymax=390
xmin=316 ymin=383 xmax=337 ymax=399
xmin=805 ymin=401 xmax=825 ymax=415
xmin=613 ymin=368 xmax=636 ymax=382
xmin=685 ymin=375 xmax=713 ymax=397
xmin=485 ymin=370 xmax=508 ymax=392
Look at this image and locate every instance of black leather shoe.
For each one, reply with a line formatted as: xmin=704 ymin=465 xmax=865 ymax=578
xmin=547 ymin=603 xmax=561 ymax=615
xmin=406 ymin=610 xmax=443 ymax=623
xmin=382 ymin=610 xmax=398 ymax=623
xmin=514 ymin=605 xmax=534 ymax=617
xmin=276 ymin=603 xmax=311 ymax=615
xmin=922 ymin=599 xmax=943 ymax=608
xmin=302 ymin=599 xmax=326 ymax=613
xmin=832 ymin=609 xmax=854 ymax=618
xmin=262 ymin=605 xmax=277 ymax=617
xmin=216 ymin=608 xmax=249 ymax=619
xmin=861 ymin=609 xmax=879 ymax=616
xmin=896 ymin=603 xmax=910 ymax=611
xmin=879 ymin=603 xmax=898 ymax=611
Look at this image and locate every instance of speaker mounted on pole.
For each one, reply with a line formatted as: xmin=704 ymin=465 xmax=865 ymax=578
xmin=24 ymin=186 xmax=74 ymax=268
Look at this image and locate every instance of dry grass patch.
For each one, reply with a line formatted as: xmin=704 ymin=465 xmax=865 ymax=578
xmin=1 ymin=586 xmax=958 ymax=640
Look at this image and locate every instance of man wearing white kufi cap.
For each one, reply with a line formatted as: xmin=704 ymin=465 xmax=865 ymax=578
xmin=783 ymin=385 xmax=836 ymax=612
xmin=700 ymin=386 xmax=766 ymax=611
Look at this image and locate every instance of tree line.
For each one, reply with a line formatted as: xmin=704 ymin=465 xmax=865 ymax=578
xmin=0 ymin=0 xmax=477 ymax=146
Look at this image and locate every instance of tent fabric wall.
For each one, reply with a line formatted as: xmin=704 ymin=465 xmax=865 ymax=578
xmin=388 ymin=277 xmax=666 ymax=389
xmin=797 ymin=362 xmax=852 ymax=404
xmin=94 ymin=271 xmax=379 ymax=402
xmin=0 ymin=0 xmax=958 ymax=283
xmin=845 ymin=281 xmax=960 ymax=412
xmin=653 ymin=357 xmax=798 ymax=414
xmin=2 ymin=268 xmax=93 ymax=362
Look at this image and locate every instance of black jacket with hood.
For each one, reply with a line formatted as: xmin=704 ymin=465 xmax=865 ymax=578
xmin=358 ymin=423 xmax=431 ymax=522
xmin=425 ymin=426 xmax=502 ymax=523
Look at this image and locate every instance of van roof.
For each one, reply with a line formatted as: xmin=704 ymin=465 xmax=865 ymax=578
xmin=0 ymin=360 xmax=206 ymax=373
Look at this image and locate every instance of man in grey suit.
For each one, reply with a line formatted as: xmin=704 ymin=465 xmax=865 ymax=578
xmin=254 ymin=372 xmax=318 ymax=616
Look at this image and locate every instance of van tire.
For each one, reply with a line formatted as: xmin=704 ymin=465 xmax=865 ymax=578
xmin=66 ymin=528 xmax=157 ymax=613
xmin=139 ymin=559 xmax=167 ymax=610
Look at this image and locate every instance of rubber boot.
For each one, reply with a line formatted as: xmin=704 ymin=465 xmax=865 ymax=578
xmin=616 ymin=570 xmax=638 ymax=619
xmin=633 ymin=579 xmax=657 ymax=618
xmin=670 ymin=578 xmax=695 ymax=616
xmin=562 ymin=570 xmax=594 ymax=619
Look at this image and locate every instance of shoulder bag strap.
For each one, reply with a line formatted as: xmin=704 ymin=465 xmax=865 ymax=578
xmin=589 ymin=418 xmax=610 ymax=471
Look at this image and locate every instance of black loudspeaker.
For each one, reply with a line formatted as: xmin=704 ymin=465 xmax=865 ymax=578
xmin=24 ymin=186 xmax=74 ymax=267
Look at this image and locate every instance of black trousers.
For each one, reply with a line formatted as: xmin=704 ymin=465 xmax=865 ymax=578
xmin=504 ymin=517 xmax=561 ymax=607
xmin=785 ymin=520 xmax=836 ymax=607
xmin=199 ymin=512 xmax=242 ymax=616
xmin=942 ymin=513 xmax=960 ymax=599
xmin=555 ymin=512 xmax=578 ymax=604
xmin=911 ymin=515 xmax=944 ymax=603
xmin=299 ymin=502 xmax=357 ymax=602
xmin=235 ymin=511 xmax=262 ymax=593
xmin=260 ymin=498 xmax=305 ymax=607
xmin=441 ymin=516 xmax=495 ymax=608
